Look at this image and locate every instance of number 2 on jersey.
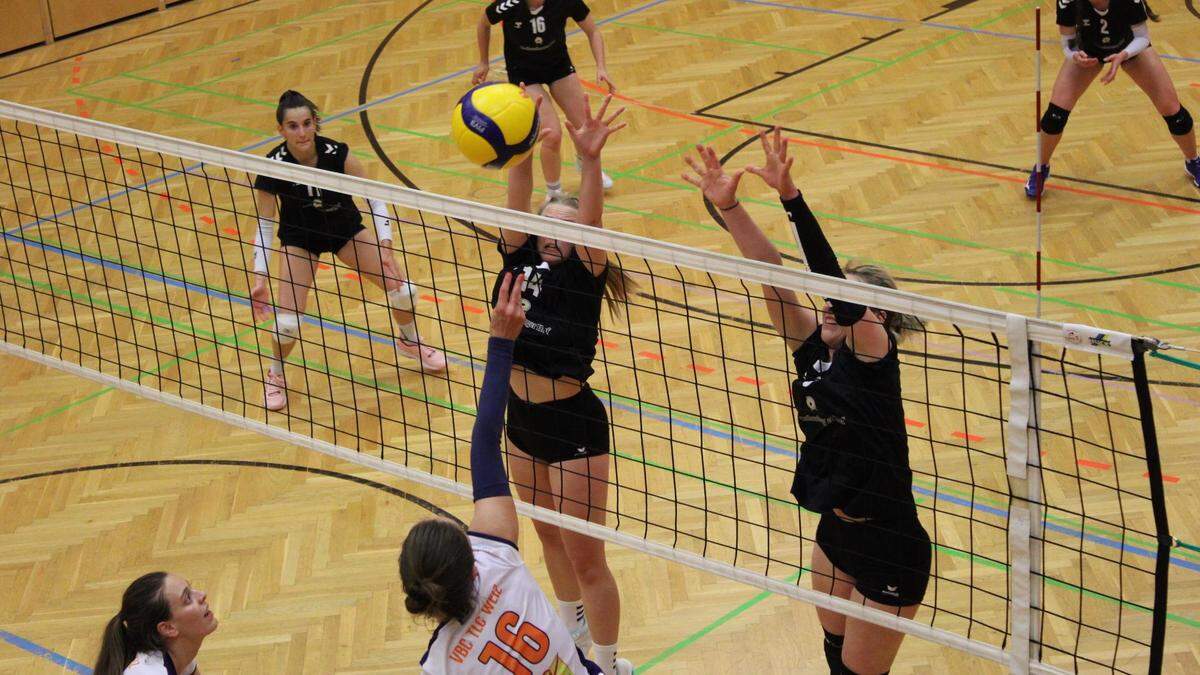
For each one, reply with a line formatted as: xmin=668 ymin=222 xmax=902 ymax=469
xmin=478 ymin=611 xmax=550 ymax=675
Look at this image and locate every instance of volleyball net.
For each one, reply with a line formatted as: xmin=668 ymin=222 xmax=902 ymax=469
xmin=0 ymin=99 xmax=1177 ymax=673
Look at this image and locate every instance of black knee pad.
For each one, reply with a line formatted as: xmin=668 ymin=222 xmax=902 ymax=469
xmin=823 ymin=630 xmax=845 ymax=674
xmin=1041 ymin=103 xmax=1071 ymax=135
xmin=1164 ymin=106 xmax=1193 ymax=136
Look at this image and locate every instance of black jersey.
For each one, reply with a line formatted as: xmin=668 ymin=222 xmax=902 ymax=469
xmin=492 ymin=238 xmax=606 ymax=381
xmin=790 ymin=328 xmax=915 ymax=520
xmin=1056 ymin=0 xmax=1149 ymax=57
xmin=486 ymin=0 xmax=590 ymax=70
xmin=253 ymin=136 xmax=362 ymax=231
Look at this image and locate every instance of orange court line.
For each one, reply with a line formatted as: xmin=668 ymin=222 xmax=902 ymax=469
xmin=580 ymin=80 xmax=1200 ymax=216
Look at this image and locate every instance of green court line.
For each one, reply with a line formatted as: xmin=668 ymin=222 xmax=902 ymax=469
xmin=76 ymin=62 xmax=1200 ymax=300
xmin=8 ymin=263 xmax=1200 ymax=635
xmin=1151 ymin=351 xmax=1200 ymax=372
xmin=54 ymin=82 xmax=1200 ymax=334
xmin=639 ymin=571 xmax=804 ymax=672
xmin=138 ymin=19 xmax=398 ymax=107
xmin=611 ymin=21 xmax=887 ymax=63
xmin=76 ymin=0 xmax=362 ymax=93
xmin=758 ymin=1 xmax=1038 ymax=120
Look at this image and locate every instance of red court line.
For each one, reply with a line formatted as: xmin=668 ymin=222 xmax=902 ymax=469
xmin=343 ymin=272 xmax=360 ymax=282
xmin=687 ymin=363 xmax=715 ymax=374
xmin=420 ymin=293 xmax=442 ymax=303
xmin=199 ymin=216 xmax=214 ymax=225
xmin=638 ymin=351 xmax=663 ymax=361
xmin=582 ymin=81 xmax=1200 ymax=216
xmin=598 ymin=339 xmax=619 ymax=349
xmin=1077 ymin=459 xmax=1112 ymax=470
xmin=221 ymin=227 xmax=239 ymax=237
xmin=462 ymin=304 xmax=485 ymax=314
xmin=951 ymin=431 xmax=984 ymax=442
xmin=904 ymin=418 xmax=925 ymax=428
xmin=1144 ymin=471 xmax=1180 ymax=483
xmin=317 ymin=263 xmax=332 ymax=271
xmin=736 ymin=376 xmax=765 ymax=386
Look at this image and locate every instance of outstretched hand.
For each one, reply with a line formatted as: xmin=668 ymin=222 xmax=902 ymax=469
xmin=491 ymin=272 xmax=526 ymax=340
xmin=565 ymin=94 xmax=627 ymax=160
xmin=744 ymin=127 xmax=799 ymax=199
xmin=682 ymin=145 xmax=744 ymax=210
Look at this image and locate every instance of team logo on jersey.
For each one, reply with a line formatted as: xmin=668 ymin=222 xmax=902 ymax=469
xmin=799 ymin=358 xmax=831 ymax=388
xmin=495 ymin=0 xmax=519 ymax=13
xmin=514 ymin=21 xmax=522 ymax=28
xmin=534 ymin=37 xmax=543 ymax=45
xmin=883 ymin=585 xmax=900 ymax=596
xmin=324 ymin=143 xmax=337 ymax=155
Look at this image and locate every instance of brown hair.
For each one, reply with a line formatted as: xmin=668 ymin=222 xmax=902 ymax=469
xmin=399 ymin=519 xmax=476 ymax=624
xmin=276 ymin=90 xmax=321 ymax=130
xmin=537 ymin=195 xmax=637 ymax=318
xmin=844 ymin=263 xmax=923 ymax=341
xmin=94 ymin=572 xmax=170 ymax=675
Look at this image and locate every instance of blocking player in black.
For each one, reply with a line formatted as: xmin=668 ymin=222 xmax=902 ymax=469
xmin=683 ymin=129 xmax=930 ymax=675
xmin=475 ymin=0 xmax=616 ymax=209
xmin=491 ymin=93 xmax=634 ymax=675
xmin=249 ymin=91 xmax=446 ymax=412
xmin=1026 ymin=0 xmax=1199 ymax=197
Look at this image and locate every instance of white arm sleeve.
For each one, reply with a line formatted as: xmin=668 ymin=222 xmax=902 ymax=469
xmin=1060 ymin=32 xmax=1078 ymax=59
xmin=252 ymin=216 xmax=275 ymax=275
xmin=1122 ymin=23 xmax=1150 ymax=59
xmin=369 ymin=198 xmax=392 ymax=242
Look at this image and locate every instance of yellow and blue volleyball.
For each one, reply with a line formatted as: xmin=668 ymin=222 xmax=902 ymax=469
xmin=451 ymin=83 xmax=540 ymax=170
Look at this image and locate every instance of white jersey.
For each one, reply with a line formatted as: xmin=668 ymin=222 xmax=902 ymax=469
xmin=123 ymin=650 xmax=197 ymax=675
xmin=421 ymin=533 xmax=602 ymax=675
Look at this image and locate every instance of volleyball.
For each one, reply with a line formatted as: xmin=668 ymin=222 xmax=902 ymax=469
xmin=451 ymin=83 xmax=540 ymax=169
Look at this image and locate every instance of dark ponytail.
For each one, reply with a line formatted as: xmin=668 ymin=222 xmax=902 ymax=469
xmin=275 ymin=90 xmax=321 ymax=130
xmin=94 ymin=572 xmax=170 ymax=675
xmin=399 ymin=519 xmax=476 ymax=624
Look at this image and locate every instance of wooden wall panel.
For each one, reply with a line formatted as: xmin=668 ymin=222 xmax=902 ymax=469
xmin=47 ymin=0 xmax=158 ymax=38
xmin=0 ymin=0 xmax=48 ymax=54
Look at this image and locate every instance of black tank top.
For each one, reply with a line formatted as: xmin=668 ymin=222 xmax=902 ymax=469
xmin=491 ymin=238 xmax=606 ymax=381
xmin=253 ymin=136 xmax=363 ymax=232
xmin=790 ymin=327 xmax=916 ymax=520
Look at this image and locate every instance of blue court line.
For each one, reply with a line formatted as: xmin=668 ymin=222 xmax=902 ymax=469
xmin=5 ymin=227 xmax=1197 ymax=577
xmin=0 ymin=630 xmax=91 ymax=673
xmin=735 ymin=0 xmax=1200 ymax=65
xmin=7 ymin=0 xmax=671 ymax=237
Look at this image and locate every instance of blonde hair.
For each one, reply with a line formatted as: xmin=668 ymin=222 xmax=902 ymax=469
xmin=844 ymin=262 xmax=923 ymax=341
xmin=537 ymin=196 xmax=636 ymax=319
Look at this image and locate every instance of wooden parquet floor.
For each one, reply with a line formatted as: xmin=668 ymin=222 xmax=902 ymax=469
xmin=2 ymin=0 xmax=1199 ymax=672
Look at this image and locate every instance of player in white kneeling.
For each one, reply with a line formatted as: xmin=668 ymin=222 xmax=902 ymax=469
xmin=401 ymin=271 xmax=628 ymax=674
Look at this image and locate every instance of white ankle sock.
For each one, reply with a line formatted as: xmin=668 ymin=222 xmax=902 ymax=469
xmin=268 ymin=359 xmax=284 ymax=376
xmin=593 ymin=642 xmax=618 ymax=674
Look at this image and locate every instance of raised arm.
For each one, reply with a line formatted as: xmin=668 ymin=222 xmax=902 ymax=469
xmin=746 ymin=128 xmax=889 ymax=361
xmin=468 ymin=271 xmax=527 ymax=543
xmin=564 ymin=94 xmax=626 ymax=275
xmin=683 ymin=143 xmax=815 ymax=352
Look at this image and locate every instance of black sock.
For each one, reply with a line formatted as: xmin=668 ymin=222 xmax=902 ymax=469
xmin=822 ymin=629 xmax=844 ymax=674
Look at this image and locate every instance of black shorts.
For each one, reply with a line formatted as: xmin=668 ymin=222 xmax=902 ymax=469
xmin=278 ymin=219 xmax=364 ymax=256
xmin=506 ymin=57 xmax=576 ymax=86
xmin=1081 ymin=45 xmax=1142 ymax=63
xmin=505 ymin=386 xmax=609 ymax=464
xmin=816 ymin=512 xmax=931 ymax=607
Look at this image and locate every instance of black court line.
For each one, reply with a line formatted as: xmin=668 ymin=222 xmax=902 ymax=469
xmin=698 ymin=111 xmax=1200 ymax=206
xmin=0 ymin=0 xmax=262 ymax=82
xmin=357 ymin=0 xmax=498 ymax=243
xmin=1188 ymin=0 xmax=1200 ymax=21
xmin=0 ymin=458 xmax=463 ymax=524
xmin=709 ymin=129 xmax=1200 ymax=288
xmin=697 ymin=0 xmax=986 ymax=114
xmin=694 ymin=30 xmax=902 ymax=114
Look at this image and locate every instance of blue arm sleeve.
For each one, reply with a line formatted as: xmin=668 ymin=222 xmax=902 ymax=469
xmin=471 ymin=337 xmax=516 ymax=501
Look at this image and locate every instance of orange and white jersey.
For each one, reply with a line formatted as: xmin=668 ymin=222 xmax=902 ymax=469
xmin=420 ymin=533 xmax=603 ymax=675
